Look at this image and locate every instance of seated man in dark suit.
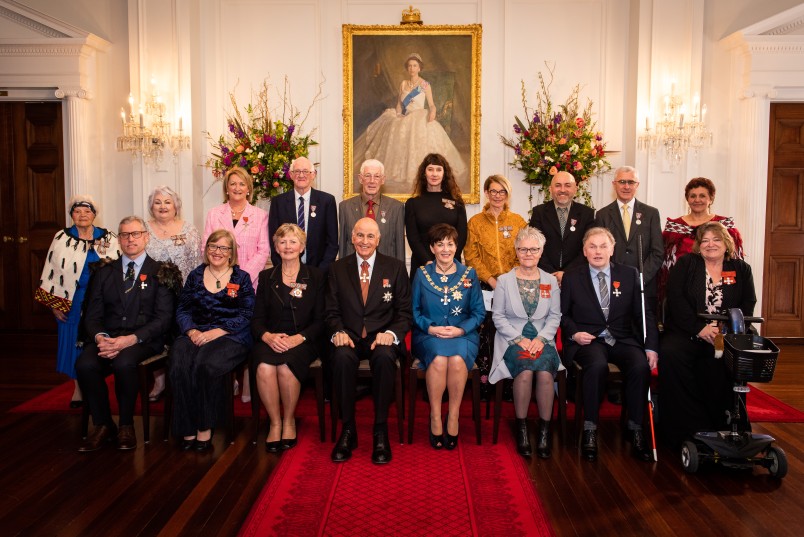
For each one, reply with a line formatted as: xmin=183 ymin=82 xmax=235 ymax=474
xmin=268 ymin=156 xmax=338 ymax=271
xmin=529 ymin=171 xmax=595 ymax=287
xmin=560 ymin=227 xmax=658 ymax=462
xmin=76 ymin=216 xmax=175 ymax=452
xmin=326 ymin=217 xmax=412 ymax=464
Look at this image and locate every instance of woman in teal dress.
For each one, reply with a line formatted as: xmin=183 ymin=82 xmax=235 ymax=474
xmin=489 ymin=227 xmax=561 ymax=458
xmin=412 ymin=224 xmax=485 ymax=450
xmin=34 ymin=196 xmax=120 ymax=407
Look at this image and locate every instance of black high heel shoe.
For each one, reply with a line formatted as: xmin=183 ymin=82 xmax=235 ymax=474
xmin=444 ymin=414 xmax=458 ymax=450
xmin=429 ymin=427 xmax=444 ymax=450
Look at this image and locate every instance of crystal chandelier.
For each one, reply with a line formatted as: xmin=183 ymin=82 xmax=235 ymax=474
xmin=638 ymin=89 xmax=712 ymax=164
xmin=116 ymin=82 xmax=190 ymax=165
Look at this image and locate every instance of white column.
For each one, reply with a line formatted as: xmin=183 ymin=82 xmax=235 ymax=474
xmin=56 ymin=87 xmax=92 ymax=205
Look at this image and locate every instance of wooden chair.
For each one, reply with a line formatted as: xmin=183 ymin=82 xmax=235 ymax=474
xmin=250 ymin=358 xmax=326 ymax=445
xmin=573 ymin=362 xmax=629 ymax=448
xmin=80 ymin=349 xmax=169 ymax=444
xmin=330 ymin=358 xmax=405 ymax=444
xmin=492 ymin=365 xmax=568 ymax=445
xmin=407 ymin=357 xmax=482 ymax=445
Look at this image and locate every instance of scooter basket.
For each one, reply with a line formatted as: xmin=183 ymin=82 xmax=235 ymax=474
xmin=723 ymin=334 xmax=779 ymax=383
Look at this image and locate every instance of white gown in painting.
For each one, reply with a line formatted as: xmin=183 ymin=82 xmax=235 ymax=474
xmin=353 ymin=81 xmax=468 ymax=191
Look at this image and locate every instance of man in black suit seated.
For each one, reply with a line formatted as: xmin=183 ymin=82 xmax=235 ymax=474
xmin=326 ymin=217 xmax=412 ymax=464
xmin=560 ymin=227 xmax=658 ymax=462
xmin=268 ymin=156 xmax=338 ymax=271
xmin=76 ymin=216 xmax=175 ymax=452
xmin=529 ymin=171 xmax=595 ymax=287
xmin=594 ymin=166 xmax=663 ymax=314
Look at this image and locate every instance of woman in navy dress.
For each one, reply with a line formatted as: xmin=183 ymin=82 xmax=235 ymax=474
xmin=169 ymin=229 xmax=255 ymax=451
xmin=412 ymin=224 xmax=485 ymax=449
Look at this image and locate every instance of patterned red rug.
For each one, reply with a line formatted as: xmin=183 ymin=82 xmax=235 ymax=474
xmin=239 ymin=400 xmax=555 ymax=537
xmin=10 ymin=377 xmax=804 ymax=423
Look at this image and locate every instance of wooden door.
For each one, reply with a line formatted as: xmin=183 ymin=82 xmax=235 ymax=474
xmin=764 ymin=103 xmax=804 ymax=338
xmin=0 ymin=102 xmax=65 ymax=331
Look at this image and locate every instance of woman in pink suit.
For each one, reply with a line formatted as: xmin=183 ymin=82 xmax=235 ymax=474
xmin=204 ymin=166 xmax=270 ymax=401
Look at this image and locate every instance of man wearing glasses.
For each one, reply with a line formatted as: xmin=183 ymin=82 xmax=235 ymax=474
xmin=594 ymin=166 xmax=663 ymax=315
xmin=338 ymin=159 xmax=405 ymax=261
xmin=268 ymin=156 xmax=338 ymax=271
xmin=76 ymin=216 xmax=175 ymax=452
xmin=529 ymin=171 xmax=595 ymax=287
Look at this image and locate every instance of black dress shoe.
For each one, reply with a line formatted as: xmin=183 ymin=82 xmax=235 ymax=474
xmin=631 ymin=430 xmax=653 ymax=462
xmin=582 ymin=429 xmax=598 ymax=461
xmin=265 ymin=440 xmax=281 ymax=453
xmin=180 ymin=438 xmax=196 ymax=451
xmin=371 ymin=428 xmax=392 ymax=464
xmin=536 ymin=419 xmax=552 ymax=459
xmin=280 ymin=437 xmax=297 ymax=450
xmin=69 ymin=400 xmax=83 ymax=409
xmin=78 ymin=424 xmax=117 ymax=452
xmin=515 ymin=418 xmax=532 ymax=457
xmin=116 ymin=425 xmax=137 ymax=451
xmin=331 ymin=428 xmax=357 ymax=463
xmin=194 ymin=438 xmax=213 ymax=452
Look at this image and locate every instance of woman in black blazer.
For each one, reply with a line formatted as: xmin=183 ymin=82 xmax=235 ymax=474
xmin=658 ymin=221 xmax=756 ymax=448
xmin=252 ymin=224 xmax=325 ymax=452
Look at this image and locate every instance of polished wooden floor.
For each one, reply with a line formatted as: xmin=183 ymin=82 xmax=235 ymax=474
xmin=1 ymin=335 xmax=803 ymax=536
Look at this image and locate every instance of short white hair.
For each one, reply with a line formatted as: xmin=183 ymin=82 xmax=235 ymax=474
xmin=514 ymin=226 xmax=546 ymax=249
xmin=360 ymin=159 xmax=385 ymax=175
xmin=147 ymin=186 xmax=182 ymax=219
xmin=614 ymin=166 xmax=639 ymax=181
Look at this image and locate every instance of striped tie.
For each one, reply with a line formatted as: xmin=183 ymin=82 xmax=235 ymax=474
xmin=297 ymin=196 xmax=305 ymax=231
xmin=597 ymin=272 xmax=616 ymax=346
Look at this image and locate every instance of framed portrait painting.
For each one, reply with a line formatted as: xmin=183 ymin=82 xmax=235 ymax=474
xmin=343 ymin=24 xmax=482 ymax=203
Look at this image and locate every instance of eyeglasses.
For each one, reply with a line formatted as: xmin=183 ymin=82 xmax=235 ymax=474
xmin=207 ymin=244 xmax=232 ymax=253
xmin=488 ymin=189 xmax=508 ymax=196
xmin=516 ymin=247 xmax=542 ymax=255
xmin=615 ymin=180 xmax=639 ymax=186
xmin=361 ymin=173 xmax=384 ymax=180
xmin=119 ymin=231 xmax=147 ymax=240
xmin=291 ymin=169 xmax=314 ymax=176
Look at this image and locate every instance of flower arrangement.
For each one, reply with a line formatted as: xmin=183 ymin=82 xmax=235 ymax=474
xmin=206 ymin=79 xmax=320 ymax=200
xmin=500 ymin=66 xmax=610 ymax=207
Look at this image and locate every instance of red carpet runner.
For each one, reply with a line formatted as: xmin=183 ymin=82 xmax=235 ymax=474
xmin=239 ymin=401 xmax=555 ymax=537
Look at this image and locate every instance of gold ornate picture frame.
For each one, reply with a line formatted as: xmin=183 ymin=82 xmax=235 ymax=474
xmin=343 ymin=24 xmax=482 ymax=203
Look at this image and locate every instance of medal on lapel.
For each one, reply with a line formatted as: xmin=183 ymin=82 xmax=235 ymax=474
xmin=442 ymin=198 xmax=455 ymax=210
xmin=310 ymin=205 xmax=317 ymax=218
xmin=383 ymin=279 xmax=391 ymax=288
xmin=612 ymin=281 xmax=621 ymax=297
xmin=722 ymin=271 xmax=736 ymax=285
xmin=139 ymin=274 xmax=148 ymax=290
xmin=94 ymin=238 xmax=109 ymax=255
xmin=241 ymin=216 xmax=249 ymax=229
xmin=635 ymin=212 xmax=642 ymax=226
xmin=226 ymin=282 xmax=240 ymax=298
xmin=500 ymin=225 xmax=512 ymax=239
xmin=383 ymin=291 xmax=393 ymax=302
xmin=289 ymin=282 xmax=307 ymax=297
xmin=569 ymin=218 xmax=577 ymax=232
xmin=539 ymin=283 xmax=551 ymax=298
xmin=380 ymin=210 xmax=387 ymax=224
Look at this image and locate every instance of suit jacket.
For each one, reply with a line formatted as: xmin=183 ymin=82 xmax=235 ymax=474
xmin=664 ymin=254 xmax=756 ymax=338
xmin=529 ymin=200 xmax=595 ymax=274
xmin=82 ymin=255 xmax=175 ymax=355
xmin=489 ymin=267 xmax=562 ymax=383
xmin=269 ymin=188 xmax=338 ymax=271
xmin=251 ymin=263 xmax=325 ymax=352
xmin=325 ymin=252 xmax=412 ymax=354
xmin=560 ymin=262 xmax=658 ymax=368
xmin=594 ymin=199 xmax=663 ymax=295
xmin=338 ymin=194 xmax=405 ymax=261
xmin=203 ymin=203 xmax=270 ymax=290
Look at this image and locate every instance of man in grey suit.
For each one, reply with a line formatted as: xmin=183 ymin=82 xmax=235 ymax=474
xmin=339 ymin=159 xmax=405 ymax=262
xmin=594 ymin=166 xmax=663 ymax=315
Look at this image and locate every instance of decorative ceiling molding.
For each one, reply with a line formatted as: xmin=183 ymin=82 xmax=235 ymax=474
xmin=761 ymin=16 xmax=804 ymax=36
xmin=0 ymin=44 xmax=86 ymax=57
xmin=0 ymin=4 xmax=69 ymax=37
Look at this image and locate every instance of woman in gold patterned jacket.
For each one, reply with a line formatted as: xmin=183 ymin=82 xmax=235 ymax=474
xmin=464 ymin=174 xmax=527 ymax=399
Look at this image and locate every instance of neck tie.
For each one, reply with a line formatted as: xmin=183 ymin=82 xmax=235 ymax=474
xmin=557 ymin=207 xmax=568 ymax=236
xmin=124 ymin=261 xmax=136 ymax=293
xmin=360 ymin=261 xmax=370 ymax=337
xmin=297 ymin=196 xmax=305 ymax=231
xmin=622 ymin=204 xmax=631 ymax=240
xmin=597 ymin=272 xmax=616 ymax=346
xmin=366 ymin=199 xmax=376 ymax=220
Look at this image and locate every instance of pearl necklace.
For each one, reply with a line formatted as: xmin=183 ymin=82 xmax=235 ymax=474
xmin=229 ymin=204 xmax=246 ymax=219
